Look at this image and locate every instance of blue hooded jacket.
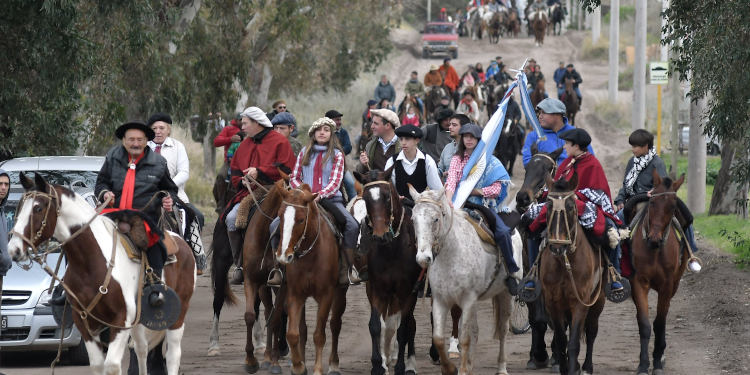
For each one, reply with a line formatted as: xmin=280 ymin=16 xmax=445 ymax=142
xmin=0 ymin=168 xmax=12 ymax=276
xmin=521 ymin=119 xmax=595 ymax=166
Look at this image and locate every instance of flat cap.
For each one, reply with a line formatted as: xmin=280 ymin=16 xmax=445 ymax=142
xmin=536 ymin=98 xmax=566 ymax=115
xmin=271 ymin=111 xmax=297 ymax=126
xmin=459 ymin=123 xmax=483 ymax=139
xmin=370 ymin=108 xmax=401 ymax=128
xmin=325 ymin=109 xmax=343 ymax=119
xmin=146 ymin=112 xmax=172 ymax=127
xmin=559 ymin=128 xmax=591 ymax=148
xmin=395 ymin=124 xmax=423 ymax=139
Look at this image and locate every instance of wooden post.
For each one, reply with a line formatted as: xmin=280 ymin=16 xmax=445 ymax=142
xmin=608 ymin=0 xmax=620 ymax=103
xmin=632 ymin=0 xmax=647 ymax=130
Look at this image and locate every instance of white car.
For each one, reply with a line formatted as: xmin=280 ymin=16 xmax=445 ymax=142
xmin=1 ymin=156 xmax=104 ymax=364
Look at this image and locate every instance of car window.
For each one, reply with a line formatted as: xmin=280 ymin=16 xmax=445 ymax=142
xmin=425 ymin=24 xmax=455 ymax=34
xmin=6 ymin=170 xmax=98 ymax=189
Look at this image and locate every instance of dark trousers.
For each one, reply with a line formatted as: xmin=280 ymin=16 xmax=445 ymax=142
xmin=146 ymin=241 xmax=167 ymax=278
xmin=489 ymin=210 xmax=520 ymax=274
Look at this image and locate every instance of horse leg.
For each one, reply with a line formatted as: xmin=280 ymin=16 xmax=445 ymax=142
xmin=449 ymin=305 xmax=461 ymax=358
xmin=258 ymin=286 xmax=273 ymax=369
xmin=103 ymin=328 xmax=131 ymax=375
xmin=549 ymin=313 xmax=569 ymax=375
xmin=653 ymin=289 xmax=673 ymax=374
xmin=395 ymin=312 xmax=409 ymax=375
xmin=328 ymin=286 xmax=347 ymax=375
xmin=369 ymin=307 xmax=387 ymax=375
xmin=567 ymin=306 xmax=589 ymax=375
xmin=84 ymin=338 xmax=106 ymax=374
xmin=432 ymin=300 xmax=457 ymax=375
xmin=632 ymin=281 xmax=652 ymax=375
xmin=286 ymin=297 xmax=307 ymax=375
xmin=253 ymin=291 xmax=266 ymax=353
xmin=383 ymin=312 xmax=400 ymax=368
xmin=582 ymin=299 xmax=605 ymax=375
xmin=164 ymin=326 xmax=185 ymax=375
xmin=244 ymin=283 xmax=260 ymax=373
xmin=312 ymin=292 xmax=333 ymax=375
xmin=494 ymin=292 xmax=512 ymax=375
xmin=405 ymin=302 xmax=418 ymax=375
xmin=457 ymin=301 xmax=476 ymax=375
xmin=266 ymin=286 xmax=285 ymax=374
xmin=527 ymin=300 xmax=550 ymax=369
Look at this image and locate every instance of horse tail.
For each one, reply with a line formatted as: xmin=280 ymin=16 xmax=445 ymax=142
xmin=210 ymin=217 xmax=238 ymax=307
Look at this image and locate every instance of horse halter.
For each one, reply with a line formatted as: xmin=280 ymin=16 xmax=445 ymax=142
xmin=281 ymin=192 xmax=321 ymax=259
xmin=361 ymin=180 xmax=405 ymax=239
xmin=10 ymin=189 xmax=62 ymax=262
xmin=526 ymin=153 xmax=557 ymax=203
xmin=546 ymin=191 xmax=578 ymax=255
xmin=643 ymin=191 xmax=678 ymax=248
xmin=414 ymin=196 xmax=454 ymax=256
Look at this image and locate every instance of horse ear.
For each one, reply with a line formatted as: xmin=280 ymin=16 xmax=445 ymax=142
xmin=672 ymin=173 xmax=686 ymax=191
xmin=353 ymin=171 xmax=365 ymax=184
xmin=567 ymin=172 xmax=579 ymax=191
xmin=300 ymin=184 xmax=312 ymax=193
xmin=550 ymin=147 xmax=564 ymax=162
xmin=652 ymin=169 xmax=662 ymax=188
xmin=34 ymin=173 xmax=50 ymax=193
xmin=408 ymin=183 xmax=420 ymax=201
xmin=382 ymin=164 xmax=394 ymax=181
xmin=530 ymin=143 xmax=538 ymax=155
xmin=20 ymin=172 xmax=34 ymax=190
xmin=278 ymin=169 xmax=290 ymax=182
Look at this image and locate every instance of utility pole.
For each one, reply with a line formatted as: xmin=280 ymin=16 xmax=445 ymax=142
xmin=591 ymin=5 xmax=601 ymax=43
xmin=688 ymin=96 xmax=707 ymax=214
xmin=577 ymin=2 xmax=583 ymax=31
xmin=632 ymin=0 xmax=647 ymax=130
xmin=669 ymin=50 xmax=680 ymax=169
xmin=608 ymin=0 xmax=619 ymax=102
xmin=427 ymin=0 xmax=431 ymax=22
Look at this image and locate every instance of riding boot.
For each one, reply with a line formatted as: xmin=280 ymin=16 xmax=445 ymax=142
xmin=340 ymin=247 xmax=363 ymax=285
xmin=267 ymin=264 xmax=283 ymax=287
xmin=146 ymin=242 xmax=167 ymax=307
xmin=227 ymin=230 xmax=244 ymax=285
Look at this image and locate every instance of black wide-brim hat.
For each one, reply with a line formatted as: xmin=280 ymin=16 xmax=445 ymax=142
xmin=115 ymin=121 xmax=155 ymax=141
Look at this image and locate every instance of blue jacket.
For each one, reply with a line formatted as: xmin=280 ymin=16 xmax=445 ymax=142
xmin=0 ymin=169 xmax=12 ymax=276
xmin=522 ymin=121 xmax=595 ymax=166
xmin=553 ymin=67 xmax=567 ymax=86
xmin=335 ymin=128 xmax=352 ymax=155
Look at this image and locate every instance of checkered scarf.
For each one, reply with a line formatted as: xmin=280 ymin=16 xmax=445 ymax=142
xmin=624 ymin=148 xmax=656 ymax=196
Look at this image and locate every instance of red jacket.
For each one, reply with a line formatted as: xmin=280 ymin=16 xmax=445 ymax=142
xmin=439 ymin=65 xmax=460 ymax=91
xmin=228 ymin=129 xmax=296 ymax=204
xmin=214 ymin=125 xmax=241 ymax=160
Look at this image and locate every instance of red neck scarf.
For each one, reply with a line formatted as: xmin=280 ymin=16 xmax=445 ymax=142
xmin=312 ymin=151 xmax=324 ymax=193
xmin=119 ymin=152 xmax=145 ymax=209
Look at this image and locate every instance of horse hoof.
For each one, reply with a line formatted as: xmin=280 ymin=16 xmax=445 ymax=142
xmin=406 ymin=371 xmax=417 ymax=375
xmin=260 ymin=361 xmax=271 ymax=370
xmin=207 ymin=347 xmax=220 ymax=357
xmin=244 ymin=362 xmax=260 ymax=374
xmin=550 ymin=364 xmax=560 ymax=373
xmin=637 ymin=372 xmax=649 ymax=375
xmin=526 ymin=358 xmax=549 ymax=370
xmin=653 ymin=370 xmax=665 ymax=375
xmin=270 ymin=364 xmax=283 ymax=374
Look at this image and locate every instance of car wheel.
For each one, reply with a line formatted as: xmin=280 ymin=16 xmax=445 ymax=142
xmin=66 ymin=339 xmax=89 ymax=365
xmin=452 ymin=50 xmax=459 ymax=59
xmin=422 ymin=49 xmax=429 ymax=59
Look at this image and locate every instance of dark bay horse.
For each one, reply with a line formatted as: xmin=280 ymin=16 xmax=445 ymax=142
xmin=530 ymin=79 xmax=547 ymax=110
xmin=494 ymin=118 xmax=525 ymax=177
xmin=548 ymin=4 xmax=565 ymax=36
xmin=505 ymin=11 xmax=520 ymax=38
xmin=489 ymin=12 xmax=503 ymax=44
xmin=628 ymin=171 xmax=688 ymax=375
xmin=8 ymin=173 xmax=195 ymax=374
xmin=425 ymin=86 xmax=447 ymax=123
xmin=276 ymin=185 xmax=348 ymax=375
xmin=354 ymin=169 xmax=422 ymax=375
xmin=562 ymin=78 xmax=580 ymax=126
xmin=540 ymin=173 xmax=607 ymax=375
xmin=515 ymin=146 xmax=562 ymax=370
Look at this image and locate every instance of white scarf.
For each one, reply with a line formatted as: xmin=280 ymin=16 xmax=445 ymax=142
xmin=624 ymin=148 xmax=656 ymax=196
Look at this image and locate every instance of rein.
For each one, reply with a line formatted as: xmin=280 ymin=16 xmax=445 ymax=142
xmin=414 ymin=196 xmax=454 ymax=257
xmin=361 ymin=180 xmax=406 ymax=239
xmin=282 ymin=196 xmax=321 ymax=259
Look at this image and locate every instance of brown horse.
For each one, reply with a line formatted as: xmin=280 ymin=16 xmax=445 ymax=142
xmin=506 ymin=11 xmax=520 ymax=38
xmin=627 ymin=171 xmax=688 ymax=375
xmin=276 ymin=185 xmax=348 ymax=375
xmin=489 ymin=12 xmax=503 ymax=43
xmin=530 ymin=10 xmax=548 ymax=46
xmin=562 ymin=78 xmax=580 ymax=126
xmin=208 ymin=179 xmax=290 ymax=373
xmin=540 ymin=172 xmax=607 ymax=375
xmin=530 ymin=79 xmax=547 ymax=109
xmin=354 ymin=169 xmax=422 ymax=375
xmin=8 ymin=173 xmax=195 ymax=374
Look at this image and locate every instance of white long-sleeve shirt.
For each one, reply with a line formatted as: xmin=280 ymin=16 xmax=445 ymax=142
xmin=148 ymin=137 xmax=190 ymax=202
xmin=383 ymin=149 xmax=443 ymax=193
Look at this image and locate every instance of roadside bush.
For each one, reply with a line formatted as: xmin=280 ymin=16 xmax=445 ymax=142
xmin=619 ymin=66 xmax=634 ymax=91
xmin=592 ymin=100 xmax=630 ymax=130
xmin=580 ymin=36 xmax=609 ymax=61
xmin=719 ymin=229 xmax=750 ymax=268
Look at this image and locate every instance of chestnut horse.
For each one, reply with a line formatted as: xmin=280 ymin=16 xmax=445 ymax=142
xmin=530 ymin=79 xmax=547 ymax=110
xmin=8 ymin=173 xmax=195 ymax=375
xmin=562 ymin=78 xmax=580 ymax=126
xmin=530 ymin=10 xmax=548 ymax=46
xmin=355 ymin=169 xmax=422 ymax=375
xmin=208 ymin=179 xmax=289 ymax=374
xmin=276 ymin=185 xmax=348 ymax=375
xmin=627 ymin=171 xmax=688 ymax=375
xmin=540 ymin=173 xmax=607 ymax=375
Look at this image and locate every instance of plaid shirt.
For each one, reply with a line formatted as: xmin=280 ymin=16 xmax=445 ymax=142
xmin=290 ymin=148 xmax=345 ymax=199
xmin=444 ymin=152 xmax=502 ymax=199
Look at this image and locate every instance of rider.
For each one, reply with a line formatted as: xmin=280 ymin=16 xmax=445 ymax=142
xmin=614 ymin=129 xmax=701 ymax=272
xmin=438 ymin=114 xmax=472 ymax=178
xmin=561 ymin=63 xmax=583 ymax=105
xmin=444 ymin=123 xmax=521 ymax=295
xmin=522 ymin=98 xmax=594 ymax=167
xmin=424 ymin=65 xmax=444 ymax=88
xmin=486 ymin=60 xmax=501 ymax=82
xmin=374 ymin=75 xmax=396 ymax=105
xmin=271 ymin=112 xmax=303 ymax=156
xmin=456 ymin=90 xmax=480 ymax=124
xmin=439 ymin=58 xmax=460 ymax=108
xmin=91 ymin=121 xmax=180 ymax=307
xmin=268 ymin=118 xmax=362 ymax=286
xmin=530 ymin=0 xmax=548 ymax=13
xmin=225 ymin=106 xmax=296 ymax=284
xmin=213 ymin=116 xmax=242 ymax=212
xmin=526 ymin=62 xmax=545 ymax=91
xmin=475 ymin=62 xmax=486 ymax=83
xmin=523 ymin=128 xmax=628 ymax=295
xmin=403 ymin=70 xmax=426 ymax=114
xmin=553 ymin=61 xmax=567 ymax=99
xmin=383 ymin=125 xmax=443 ymax=206
xmin=358 ymin=108 xmax=402 ymax=173
xmin=421 ymin=108 xmax=455 ymax=164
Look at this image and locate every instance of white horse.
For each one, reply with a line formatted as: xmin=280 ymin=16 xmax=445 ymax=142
xmin=409 ymin=186 xmax=522 ymax=375
xmin=7 ymin=173 xmax=195 ymax=375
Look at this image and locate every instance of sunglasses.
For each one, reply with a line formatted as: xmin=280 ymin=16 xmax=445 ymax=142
xmin=277 ymin=106 xmax=286 ymax=109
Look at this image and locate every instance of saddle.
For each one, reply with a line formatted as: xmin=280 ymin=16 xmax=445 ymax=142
xmin=316 ymin=202 xmax=342 ymax=240
xmin=463 ymin=202 xmax=522 ymax=251
xmin=106 ymin=210 xmax=178 ymax=263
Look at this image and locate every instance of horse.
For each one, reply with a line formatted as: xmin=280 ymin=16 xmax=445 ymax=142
xmin=354 ymin=169 xmax=422 ymax=375
xmin=276 ymin=185 xmax=348 ymax=375
xmin=468 ymin=7 xmax=483 ymax=40
xmin=515 ymin=145 xmax=563 ymax=370
xmin=409 ymin=186 xmax=523 ymax=375
xmin=548 ymin=3 xmax=565 ymax=36
xmin=488 ymin=12 xmax=503 ymax=44
xmin=530 ymin=78 xmax=547 ymax=109
xmin=208 ymin=178 xmax=289 ymax=374
xmin=505 ymin=11 xmax=520 ymax=38
xmin=539 ymin=172 xmax=607 ymax=375
xmin=425 ymin=85 xmax=447 ymax=123
xmin=7 ymin=173 xmax=195 ymax=375
xmin=398 ymin=94 xmax=424 ymax=126
xmin=530 ymin=10 xmax=548 ymax=46
xmin=486 ymin=80 xmax=510 ymax=118
xmin=562 ymin=78 xmax=580 ymax=126
xmin=493 ymin=118 xmax=525 ymax=177
xmin=627 ymin=171 xmax=688 ymax=375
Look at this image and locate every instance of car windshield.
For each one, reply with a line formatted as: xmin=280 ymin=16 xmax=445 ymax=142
xmin=425 ymin=24 xmax=455 ymax=34
xmin=6 ymin=170 xmax=98 ymax=189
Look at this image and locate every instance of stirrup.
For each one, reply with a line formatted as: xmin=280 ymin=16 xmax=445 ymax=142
xmin=267 ymin=268 xmax=283 ymax=287
xmin=518 ymin=275 xmax=541 ymax=303
xmin=347 ymin=267 xmax=362 ymax=285
xmin=604 ymin=266 xmax=631 ymax=303
xmin=687 ymin=256 xmax=703 ymax=273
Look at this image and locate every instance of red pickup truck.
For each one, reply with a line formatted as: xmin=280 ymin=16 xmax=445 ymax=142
xmin=422 ymin=22 xmax=458 ymax=59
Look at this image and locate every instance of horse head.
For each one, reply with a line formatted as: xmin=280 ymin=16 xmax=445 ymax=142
xmin=409 ymin=185 xmax=449 ymax=268
xmin=516 ymin=146 xmax=562 ymax=212
xmin=353 ymin=166 xmax=402 ymax=242
xmin=545 ymin=172 xmax=579 ymax=255
xmin=276 ymin=185 xmax=317 ymax=265
xmin=645 ymin=170 xmax=685 ymax=249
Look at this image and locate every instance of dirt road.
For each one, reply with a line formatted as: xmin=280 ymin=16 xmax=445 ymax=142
xmin=4 ymin=28 xmax=749 ymax=375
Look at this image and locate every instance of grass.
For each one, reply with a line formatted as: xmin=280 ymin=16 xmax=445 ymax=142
xmin=580 ymin=36 xmax=609 ymax=61
xmin=592 ymin=100 xmax=631 ymax=131
xmin=618 ymin=65 xmax=634 ymax=91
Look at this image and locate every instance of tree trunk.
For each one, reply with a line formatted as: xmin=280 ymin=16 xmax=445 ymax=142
xmin=608 ymin=0 xmax=619 ymax=103
xmin=591 ymin=6 xmax=601 ymax=43
xmin=709 ymin=140 xmax=750 ymax=218
xmin=202 ymin=130 xmax=216 ymax=180
xmin=687 ymin=97 xmax=706 ymax=214
xmin=632 ymin=0 xmax=646 ymax=130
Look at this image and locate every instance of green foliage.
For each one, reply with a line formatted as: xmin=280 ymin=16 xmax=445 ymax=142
xmin=663 ymin=155 xmax=721 ymax=185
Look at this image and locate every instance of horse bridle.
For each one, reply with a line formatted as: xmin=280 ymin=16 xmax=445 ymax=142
xmin=530 ymin=153 xmax=557 ymax=201
xmin=642 ymin=191 xmax=678 ymax=248
xmin=545 ymin=191 xmax=578 ymax=255
xmin=361 ymin=180 xmax=405 ymax=239
xmin=414 ymin=196 xmax=454 ymax=257
xmin=281 ymin=191 xmax=321 ymax=259
xmin=11 ymin=189 xmax=62 ymax=261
